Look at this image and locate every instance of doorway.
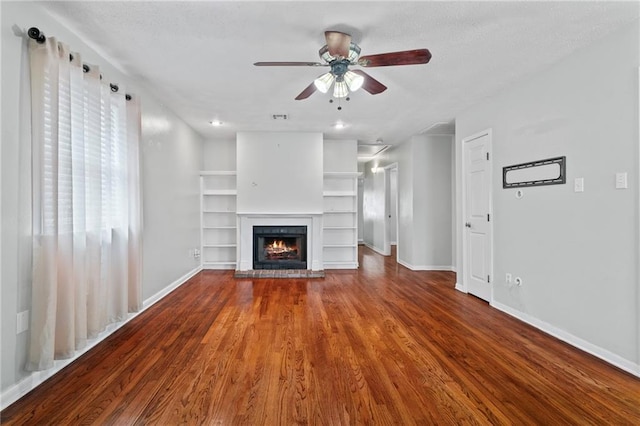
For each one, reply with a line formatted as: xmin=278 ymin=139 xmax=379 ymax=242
xmin=462 ymin=130 xmax=493 ymax=302
xmin=384 ymin=164 xmax=399 ymax=259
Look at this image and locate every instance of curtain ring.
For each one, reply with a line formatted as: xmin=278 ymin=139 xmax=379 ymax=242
xmin=82 ymin=64 xmax=90 ymax=73
xmin=110 ymin=83 xmax=119 ymax=93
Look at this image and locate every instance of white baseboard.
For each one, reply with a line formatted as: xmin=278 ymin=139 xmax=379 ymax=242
xmin=0 ymin=265 xmax=202 ymax=411
xmin=323 ymin=262 xmax=358 ymax=269
xmin=454 ymin=282 xmax=467 ymax=293
xmin=396 ymin=259 xmax=455 ymax=271
xmin=492 ymin=301 xmax=640 ymax=378
xmin=143 ymin=266 xmax=202 ymax=309
xmin=364 ymin=243 xmax=388 ymax=256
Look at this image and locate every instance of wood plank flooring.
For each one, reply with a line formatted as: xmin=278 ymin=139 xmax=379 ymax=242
xmin=2 ymin=246 xmax=640 ymax=424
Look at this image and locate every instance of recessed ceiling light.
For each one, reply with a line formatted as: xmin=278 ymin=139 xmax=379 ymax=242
xmin=209 ymin=120 xmax=223 ymax=126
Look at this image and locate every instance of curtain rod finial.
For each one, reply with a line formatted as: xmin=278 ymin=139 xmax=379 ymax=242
xmin=28 ymin=27 xmax=46 ymax=44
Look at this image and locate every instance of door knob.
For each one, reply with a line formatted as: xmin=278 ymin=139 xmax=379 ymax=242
xmin=465 ymin=222 xmax=471 ymax=228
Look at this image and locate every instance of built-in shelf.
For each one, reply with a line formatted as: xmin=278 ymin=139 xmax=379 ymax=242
xmin=322 ymin=171 xmax=359 ymax=269
xmin=200 ymin=171 xmax=237 ymax=270
xmin=203 ymin=189 xmax=237 ymax=196
xmin=322 ymin=191 xmax=357 ymax=197
xmin=323 ymin=226 xmax=357 ymax=230
xmin=200 ymin=170 xmax=237 ymax=176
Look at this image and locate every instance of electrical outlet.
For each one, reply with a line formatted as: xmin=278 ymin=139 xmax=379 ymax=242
xmin=615 ymin=172 xmax=628 ymax=189
xmin=194 ymin=248 xmax=201 ymax=259
xmin=505 ymin=273 xmax=512 ymax=284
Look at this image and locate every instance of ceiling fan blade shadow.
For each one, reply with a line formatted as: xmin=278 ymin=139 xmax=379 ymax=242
xmin=358 ymin=49 xmax=431 ymax=67
xmin=295 ymin=81 xmax=318 ymax=100
xmin=325 ymin=31 xmax=351 ymax=58
xmin=254 ymin=61 xmax=326 ymax=67
xmin=351 ymin=70 xmax=387 ymax=95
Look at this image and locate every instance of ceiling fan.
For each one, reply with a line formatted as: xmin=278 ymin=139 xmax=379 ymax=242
xmin=254 ymin=31 xmax=431 ymax=102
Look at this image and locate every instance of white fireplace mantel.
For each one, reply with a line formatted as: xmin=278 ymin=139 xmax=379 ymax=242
xmin=237 ymin=213 xmax=323 ymax=271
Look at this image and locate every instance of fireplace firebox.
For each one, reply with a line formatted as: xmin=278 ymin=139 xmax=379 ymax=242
xmin=253 ymin=226 xmax=307 ymax=270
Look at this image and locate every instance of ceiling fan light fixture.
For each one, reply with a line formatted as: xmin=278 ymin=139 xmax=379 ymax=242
xmin=344 ymin=70 xmax=364 ymax=92
xmin=314 ymin=72 xmax=335 ymax=93
xmin=347 ymin=42 xmax=361 ymax=62
xmin=333 ymin=80 xmax=349 ymax=98
xmin=319 ymin=45 xmax=336 ymax=63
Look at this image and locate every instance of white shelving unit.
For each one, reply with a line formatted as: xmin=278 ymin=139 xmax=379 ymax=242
xmin=323 ymin=172 xmax=359 ymax=269
xmin=200 ymin=171 xmax=237 ymax=269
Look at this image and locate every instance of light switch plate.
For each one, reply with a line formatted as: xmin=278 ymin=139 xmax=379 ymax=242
xmin=17 ymin=310 xmax=29 ymax=334
xmin=574 ymin=177 xmax=584 ymax=192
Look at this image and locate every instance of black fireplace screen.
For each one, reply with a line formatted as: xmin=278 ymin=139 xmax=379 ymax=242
xmin=253 ymin=226 xmax=307 ymax=270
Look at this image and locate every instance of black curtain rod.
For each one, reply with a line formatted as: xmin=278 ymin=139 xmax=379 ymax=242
xmin=28 ymin=27 xmax=132 ymax=101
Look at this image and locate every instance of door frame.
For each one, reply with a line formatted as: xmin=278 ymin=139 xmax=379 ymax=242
xmin=383 ymin=163 xmax=399 ymax=258
xmin=460 ymin=129 xmax=494 ymax=301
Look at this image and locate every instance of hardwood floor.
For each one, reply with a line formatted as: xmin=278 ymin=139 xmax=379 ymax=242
xmin=2 ymin=246 xmax=640 ymax=425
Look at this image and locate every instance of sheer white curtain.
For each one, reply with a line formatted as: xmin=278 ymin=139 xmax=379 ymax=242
xmin=27 ymin=36 xmax=142 ymax=371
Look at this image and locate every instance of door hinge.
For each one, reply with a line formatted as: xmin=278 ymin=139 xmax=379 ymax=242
xmin=487 ymin=213 xmax=490 ymax=221
xmin=486 ymin=152 xmax=490 ymax=161
xmin=487 ymin=275 xmax=490 ymax=283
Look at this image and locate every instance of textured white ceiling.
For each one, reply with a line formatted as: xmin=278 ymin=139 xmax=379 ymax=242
xmin=39 ymin=1 xmax=639 ymax=150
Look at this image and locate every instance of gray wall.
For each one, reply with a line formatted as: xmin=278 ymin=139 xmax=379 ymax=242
xmin=455 ymin=20 xmax=639 ymax=369
xmin=1 ymin=1 xmax=203 ymax=397
xmin=411 ymin=135 xmax=454 ymax=269
xmin=363 ymin=135 xmax=453 ymax=270
xmin=140 ymin=101 xmax=203 ymax=300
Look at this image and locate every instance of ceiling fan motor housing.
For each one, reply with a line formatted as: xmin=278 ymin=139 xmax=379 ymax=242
xmin=331 ymin=60 xmax=351 ymax=78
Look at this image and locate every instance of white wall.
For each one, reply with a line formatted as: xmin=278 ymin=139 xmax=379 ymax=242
xmin=389 ymin=168 xmax=398 ymax=245
xmin=455 ymin=20 xmax=639 ymax=373
xmin=203 ymin=138 xmax=236 ymax=171
xmin=411 ymin=135 xmax=454 ymax=269
xmin=364 ymin=141 xmax=412 ymax=259
xmin=236 ymin=132 xmax=323 ymax=214
xmin=363 ymin=135 xmax=454 ymax=270
xmin=363 ymin=160 xmax=392 ymax=255
xmin=140 ymin=102 xmax=203 ymax=300
xmin=357 ymin=163 xmax=366 ymax=244
xmin=323 ymin=139 xmax=357 ymax=173
xmin=1 ymin=1 xmax=203 ymax=398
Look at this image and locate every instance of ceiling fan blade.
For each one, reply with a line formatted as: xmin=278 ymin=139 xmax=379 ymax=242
xmin=295 ymin=81 xmax=318 ymax=100
xmin=351 ymin=70 xmax=387 ymax=95
xmin=358 ymin=49 xmax=432 ymax=67
xmin=254 ymin=61 xmax=326 ymax=67
xmin=325 ymin=31 xmax=351 ymax=58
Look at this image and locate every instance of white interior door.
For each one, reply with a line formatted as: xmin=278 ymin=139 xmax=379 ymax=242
xmin=464 ymin=132 xmax=492 ymax=302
